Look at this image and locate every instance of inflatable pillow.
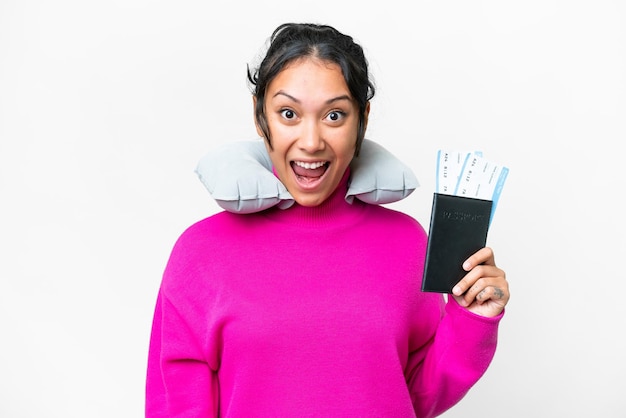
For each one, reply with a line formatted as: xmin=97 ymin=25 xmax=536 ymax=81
xmin=195 ymin=138 xmax=419 ymax=214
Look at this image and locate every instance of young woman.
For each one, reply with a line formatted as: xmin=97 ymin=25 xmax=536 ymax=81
xmin=146 ymin=22 xmax=509 ymax=417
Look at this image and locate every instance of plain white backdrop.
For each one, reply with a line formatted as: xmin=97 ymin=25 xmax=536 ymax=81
xmin=1 ymin=1 xmax=624 ymax=416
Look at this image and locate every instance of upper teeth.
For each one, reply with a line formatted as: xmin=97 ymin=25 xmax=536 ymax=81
xmin=295 ymin=161 xmax=326 ymax=169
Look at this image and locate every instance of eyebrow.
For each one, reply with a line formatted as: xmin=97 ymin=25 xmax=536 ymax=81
xmin=273 ymin=91 xmax=352 ymax=105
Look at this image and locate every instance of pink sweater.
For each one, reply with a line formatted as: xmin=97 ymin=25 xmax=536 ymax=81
xmin=146 ymin=174 xmax=502 ymax=417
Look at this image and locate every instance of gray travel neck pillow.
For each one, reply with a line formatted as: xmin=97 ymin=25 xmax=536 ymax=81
xmin=195 ymin=138 xmax=419 ymax=214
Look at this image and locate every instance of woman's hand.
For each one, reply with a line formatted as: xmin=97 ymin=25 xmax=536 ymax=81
xmin=451 ymin=247 xmax=509 ymax=317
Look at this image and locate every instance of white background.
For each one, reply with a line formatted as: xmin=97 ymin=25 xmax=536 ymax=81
xmin=1 ymin=1 xmax=624 ymax=417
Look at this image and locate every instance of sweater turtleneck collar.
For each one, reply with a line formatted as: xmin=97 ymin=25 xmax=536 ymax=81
xmin=262 ymin=168 xmax=367 ymax=229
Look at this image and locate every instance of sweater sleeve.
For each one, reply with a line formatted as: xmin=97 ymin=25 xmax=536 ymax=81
xmin=406 ymin=297 xmax=503 ymax=417
xmin=146 ymin=289 xmax=219 ymax=417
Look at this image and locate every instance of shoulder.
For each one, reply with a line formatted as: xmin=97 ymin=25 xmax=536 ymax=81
xmin=365 ymin=204 xmax=427 ymax=237
xmin=186 ymin=207 xmax=269 ymax=236
xmin=344 ymin=203 xmax=429 ymax=255
xmin=179 ymin=210 xmax=252 ymax=237
xmin=161 ymin=211 xmax=265 ymax=290
xmin=166 ymin=211 xmax=262 ymax=261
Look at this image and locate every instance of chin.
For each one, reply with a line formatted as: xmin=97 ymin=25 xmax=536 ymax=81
xmin=293 ymin=194 xmax=329 ymax=207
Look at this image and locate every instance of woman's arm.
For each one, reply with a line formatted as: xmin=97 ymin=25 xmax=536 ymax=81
xmin=406 ymin=247 xmax=508 ymax=417
xmin=146 ymin=291 xmax=219 ymax=417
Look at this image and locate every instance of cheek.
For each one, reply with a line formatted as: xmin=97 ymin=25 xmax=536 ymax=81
xmin=265 ymin=140 xmax=291 ymax=172
xmin=330 ymin=130 xmax=358 ymax=160
xmin=265 ymin=116 xmax=293 ymax=142
xmin=340 ymin=148 xmax=357 ymax=165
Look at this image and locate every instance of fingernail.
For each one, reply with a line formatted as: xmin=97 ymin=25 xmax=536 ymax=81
xmin=463 ymin=261 xmax=471 ymax=270
xmin=452 ymin=285 xmax=461 ymax=295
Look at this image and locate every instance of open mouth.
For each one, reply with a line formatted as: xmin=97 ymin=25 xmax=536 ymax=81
xmin=291 ymin=160 xmax=329 ymax=185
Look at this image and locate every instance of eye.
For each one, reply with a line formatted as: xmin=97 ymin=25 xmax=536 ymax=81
xmin=280 ymin=109 xmax=296 ymax=120
xmin=326 ymin=110 xmax=345 ymax=122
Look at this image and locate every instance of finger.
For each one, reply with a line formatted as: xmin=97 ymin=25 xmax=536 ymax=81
xmin=454 ymin=276 xmax=487 ymax=303
xmin=462 ymin=247 xmax=496 ymax=271
xmin=451 ymin=264 xmax=502 ymax=296
xmin=452 ymin=285 xmax=508 ymax=317
xmin=475 ymin=285 xmax=508 ymax=305
xmin=453 ymin=268 xmax=508 ymax=306
xmin=464 ymin=275 xmax=509 ymax=306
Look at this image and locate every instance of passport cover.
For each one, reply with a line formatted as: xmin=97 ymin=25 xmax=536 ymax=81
xmin=422 ymin=193 xmax=493 ymax=293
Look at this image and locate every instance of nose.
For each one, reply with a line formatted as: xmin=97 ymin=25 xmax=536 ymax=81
xmin=297 ymin=120 xmax=325 ymax=153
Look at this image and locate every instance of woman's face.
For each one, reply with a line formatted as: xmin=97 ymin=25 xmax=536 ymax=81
xmin=256 ymin=57 xmax=369 ymax=207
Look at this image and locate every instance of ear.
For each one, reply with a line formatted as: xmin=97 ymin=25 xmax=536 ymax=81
xmin=252 ymin=96 xmax=264 ymax=138
xmin=364 ymin=101 xmax=371 ymax=132
xmin=354 ymin=101 xmax=371 ymax=157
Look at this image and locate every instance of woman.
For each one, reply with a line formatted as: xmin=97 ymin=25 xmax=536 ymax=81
xmin=146 ymin=22 xmax=509 ymax=417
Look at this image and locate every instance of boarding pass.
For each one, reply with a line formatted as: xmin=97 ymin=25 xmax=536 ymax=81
xmin=435 ymin=150 xmax=509 ymax=223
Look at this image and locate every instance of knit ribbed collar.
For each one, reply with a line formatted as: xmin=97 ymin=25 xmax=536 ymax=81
xmin=262 ymin=168 xmax=367 ymax=229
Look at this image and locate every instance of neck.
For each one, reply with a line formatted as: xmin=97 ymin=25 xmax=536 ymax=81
xmin=263 ymin=169 xmax=365 ymax=228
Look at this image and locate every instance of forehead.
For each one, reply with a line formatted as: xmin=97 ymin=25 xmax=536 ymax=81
xmin=268 ymin=58 xmax=350 ymax=96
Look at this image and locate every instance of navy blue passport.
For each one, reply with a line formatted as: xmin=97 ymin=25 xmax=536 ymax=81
xmin=421 ymin=193 xmax=493 ymax=293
